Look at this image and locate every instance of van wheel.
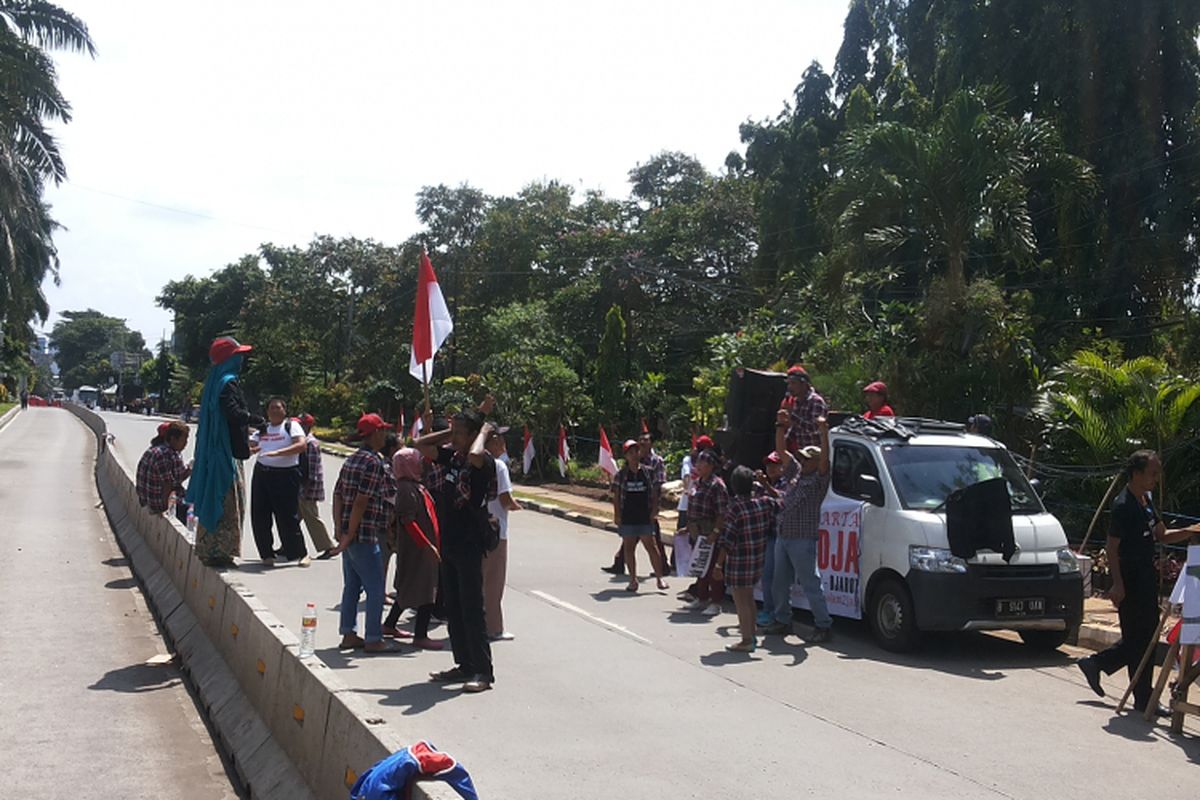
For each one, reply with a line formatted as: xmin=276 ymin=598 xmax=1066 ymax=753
xmin=869 ymin=577 xmax=920 ymax=652
xmin=1018 ymin=629 xmax=1069 ymax=651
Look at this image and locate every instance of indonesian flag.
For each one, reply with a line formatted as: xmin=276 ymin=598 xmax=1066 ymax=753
xmin=411 ymin=414 xmax=424 ymax=441
xmin=641 ymin=418 xmax=650 ymax=435
xmin=597 ymin=425 xmax=618 ymax=478
xmin=557 ymin=425 xmax=570 ymax=477
xmin=522 ymin=426 xmax=535 ymax=475
xmin=409 ymin=250 xmax=454 ymax=384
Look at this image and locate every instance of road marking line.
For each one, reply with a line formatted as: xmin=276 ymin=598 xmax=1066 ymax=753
xmin=529 ymin=589 xmax=652 ymax=645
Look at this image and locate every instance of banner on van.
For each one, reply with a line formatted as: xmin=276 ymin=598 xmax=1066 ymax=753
xmin=1180 ymin=545 xmax=1199 ymax=645
xmin=758 ymin=495 xmax=864 ymax=620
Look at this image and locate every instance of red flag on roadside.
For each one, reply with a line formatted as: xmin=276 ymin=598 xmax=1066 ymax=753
xmin=598 ymin=425 xmax=618 ymax=478
xmin=522 ymin=426 xmax=535 ymax=475
xmin=641 ymin=418 xmax=650 ymax=435
xmin=409 ymin=250 xmax=454 ymax=384
xmin=557 ymin=426 xmax=570 ymax=477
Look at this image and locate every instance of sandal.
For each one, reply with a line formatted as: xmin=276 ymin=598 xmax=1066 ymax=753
xmin=625 ymin=582 xmax=639 ymax=593
xmin=338 ymin=635 xmax=366 ymax=650
xmin=381 ymin=626 xmax=413 ymax=639
xmin=364 ymin=640 xmax=402 ymax=653
xmin=413 ymin=638 xmax=445 ymax=651
xmin=725 ymin=640 xmax=757 ymax=653
xmin=656 ymin=578 xmax=669 ymax=591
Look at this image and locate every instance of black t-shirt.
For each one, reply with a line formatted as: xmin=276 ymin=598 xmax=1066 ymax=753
xmin=616 ymin=467 xmax=653 ymax=526
xmin=1109 ymin=487 xmax=1159 ymax=585
xmin=434 ymin=447 xmax=496 ymax=550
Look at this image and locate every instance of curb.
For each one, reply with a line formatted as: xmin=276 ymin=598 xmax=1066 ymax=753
xmin=0 ymin=403 xmax=19 ymax=433
xmin=518 ymin=498 xmax=1121 ymax=652
xmin=66 ymin=404 xmax=463 ymax=800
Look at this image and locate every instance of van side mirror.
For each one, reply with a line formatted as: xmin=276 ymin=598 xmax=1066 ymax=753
xmin=1029 ymin=478 xmax=1043 ymax=498
xmin=857 ymin=474 xmax=885 ymax=507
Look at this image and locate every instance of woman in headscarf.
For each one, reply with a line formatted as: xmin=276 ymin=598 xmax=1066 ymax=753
xmin=186 ymin=337 xmax=263 ymax=568
xmin=381 ymin=447 xmax=444 ymax=650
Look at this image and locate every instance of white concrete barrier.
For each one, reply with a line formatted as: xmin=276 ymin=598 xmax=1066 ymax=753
xmin=64 ymin=403 xmax=464 ymax=800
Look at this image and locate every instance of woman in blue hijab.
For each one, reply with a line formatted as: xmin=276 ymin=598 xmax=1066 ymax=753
xmin=186 ymin=337 xmax=264 ymax=567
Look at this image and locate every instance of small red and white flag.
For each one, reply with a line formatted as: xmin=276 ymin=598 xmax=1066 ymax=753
xmin=597 ymin=425 xmax=618 ymax=478
xmin=557 ymin=425 xmax=570 ymax=477
xmin=411 ymin=414 xmax=424 ymax=441
xmin=641 ymin=418 xmax=650 ymax=435
xmin=409 ymin=250 xmax=454 ymax=384
xmin=399 ymin=409 xmax=406 ymax=437
xmin=522 ymin=426 xmax=535 ymax=475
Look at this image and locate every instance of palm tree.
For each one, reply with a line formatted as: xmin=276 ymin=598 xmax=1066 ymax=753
xmin=0 ymin=1 xmax=93 ymax=326
xmin=828 ymin=87 xmax=1094 ymax=299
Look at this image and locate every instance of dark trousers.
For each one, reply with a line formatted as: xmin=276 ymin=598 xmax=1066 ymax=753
xmin=442 ymin=544 xmax=493 ymax=681
xmin=250 ymin=464 xmax=307 ymax=561
xmin=1092 ymin=580 xmax=1160 ymax=709
xmin=384 ymin=603 xmax=434 ymax=639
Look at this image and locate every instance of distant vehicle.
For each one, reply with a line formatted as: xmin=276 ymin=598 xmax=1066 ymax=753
xmin=73 ymin=385 xmax=99 ymax=409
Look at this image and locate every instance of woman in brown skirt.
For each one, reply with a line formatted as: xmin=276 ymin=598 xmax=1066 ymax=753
xmin=382 ymin=447 xmax=444 ymax=650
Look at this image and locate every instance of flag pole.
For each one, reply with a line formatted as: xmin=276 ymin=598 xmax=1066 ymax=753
xmin=421 ymin=361 xmax=431 ymax=415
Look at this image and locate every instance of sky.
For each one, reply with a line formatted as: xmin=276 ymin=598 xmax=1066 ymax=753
xmin=40 ymin=0 xmax=844 ymax=346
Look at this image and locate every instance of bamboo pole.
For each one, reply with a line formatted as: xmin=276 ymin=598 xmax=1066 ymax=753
xmin=1078 ymin=472 xmax=1122 ymax=554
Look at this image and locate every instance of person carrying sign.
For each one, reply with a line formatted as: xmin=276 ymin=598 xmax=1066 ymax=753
xmin=683 ymin=449 xmax=729 ymax=617
xmin=761 ymin=412 xmax=833 ymax=643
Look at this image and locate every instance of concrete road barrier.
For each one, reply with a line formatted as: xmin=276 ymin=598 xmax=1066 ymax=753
xmin=65 ymin=404 xmax=463 ymax=800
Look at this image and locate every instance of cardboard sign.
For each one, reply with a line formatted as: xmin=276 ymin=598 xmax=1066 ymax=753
xmin=687 ymin=536 xmax=715 ymax=578
xmin=1182 ymin=545 xmax=1200 ymax=646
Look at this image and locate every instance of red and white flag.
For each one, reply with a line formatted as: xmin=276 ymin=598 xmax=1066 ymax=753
xmin=411 ymin=414 xmax=424 ymax=440
xmin=409 ymin=250 xmax=454 ymax=384
xmin=597 ymin=425 xmax=618 ymax=478
xmin=557 ymin=425 xmax=570 ymax=477
xmin=641 ymin=418 xmax=650 ymax=435
xmin=399 ymin=409 xmax=406 ymax=437
xmin=522 ymin=426 xmax=535 ymax=475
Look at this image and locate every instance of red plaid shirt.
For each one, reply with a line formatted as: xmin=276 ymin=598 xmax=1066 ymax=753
xmin=784 ymin=388 xmax=828 ymax=452
xmin=718 ymin=494 xmax=779 ymax=554
xmin=641 ymin=450 xmax=666 ymax=490
xmin=689 ymin=474 xmax=728 ymax=522
xmin=136 ymin=444 xmax=186 ymax=513
xmin=301 ymin=434 xmax=325 ymax=502
xmin=334 ymin=447 xmax=391 ymax=545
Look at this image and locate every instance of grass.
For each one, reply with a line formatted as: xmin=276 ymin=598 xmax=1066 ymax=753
xmin=0 ymin=402 xmax=15 ymax=417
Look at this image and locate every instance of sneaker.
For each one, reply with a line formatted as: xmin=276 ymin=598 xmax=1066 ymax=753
xmin=429 ymin=666 xmax=470 ymax=683
xmin=489 ymin=631 xmax=515 ymax=642
xmin=462 ymin=675 xmax=494 ymax=693
xmin=756 ymin=611 xmax=773 ymax=626
xmin=805 ymin=627 xmax=832 ymax=644
xmin=761 ymin=621 xmax=791 ymax=636
xmin=1077 ymin=657 xmax=1105 ymax=698
xmin=316 ymin=549 xmax=337 ymax=561
xmin=297 ymin=555 xmax=312 ymax=568
xmin=677 ymin=591 xmax=698 ymax=603
xmin=683 ymin=598 xmax=706 ymax=611
xmin=701 ymin=603 xmax=722 ymax=617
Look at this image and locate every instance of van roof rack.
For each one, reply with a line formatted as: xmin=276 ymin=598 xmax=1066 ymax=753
xmin=830 ymin=413 xmax=966 ymax=440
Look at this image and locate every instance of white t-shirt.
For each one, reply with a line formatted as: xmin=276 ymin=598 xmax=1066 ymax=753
xmin=677 ymin=454 xmax=693 ymax=511
xmin=252 ymin=419 xmax=303 ymax=468
xmin=488 ymin=455 xmax=513 ymax=540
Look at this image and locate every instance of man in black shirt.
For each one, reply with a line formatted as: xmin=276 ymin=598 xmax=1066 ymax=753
xmin=1077 ymin=450 xmax=1196 ymax=713
xmin=416 ymin=407 xmax=497 ymax=693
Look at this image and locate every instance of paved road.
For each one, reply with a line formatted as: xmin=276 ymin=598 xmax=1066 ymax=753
xmin=101 ymin=411 xmax=1199 ymax=799
xmin=0 ymin=408 xmax=239 ymax=800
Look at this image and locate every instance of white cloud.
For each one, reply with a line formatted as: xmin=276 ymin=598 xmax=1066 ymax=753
xmin=41 ymin=0 xmax=844 ymax=342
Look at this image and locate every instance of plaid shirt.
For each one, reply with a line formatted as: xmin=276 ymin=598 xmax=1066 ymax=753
xmin=334 ymin=447 xmax=391 ymax=545
xmin=136 ymin=443 xmax=186 ymax=513
xmin=718 ymin=493 xmax=780 ymax=584
xmin=785 ymin=388 xmax=828 ymax=452
xmin=777 ymin=458 xmax=830 ymax=540
xmin=641 ymin=450 xmax=666 ymax=490
xmin=689 ymin=474 xmax=728 ymax=522
xmin=301 ymin=434 xmax=325 ymax=502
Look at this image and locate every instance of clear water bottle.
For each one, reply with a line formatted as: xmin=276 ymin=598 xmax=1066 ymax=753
xmin=300 ymin=602 xmax=317 ymax=658
xmin=185 ymin=506 xmax=197 ymax=543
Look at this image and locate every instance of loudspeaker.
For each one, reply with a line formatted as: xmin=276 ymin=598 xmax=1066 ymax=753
xmin=722 ymin=368 xmax=787 ymax=468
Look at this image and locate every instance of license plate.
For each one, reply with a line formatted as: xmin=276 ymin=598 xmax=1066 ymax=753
xmin=996 ymin=597 xmax=1044 ymax=617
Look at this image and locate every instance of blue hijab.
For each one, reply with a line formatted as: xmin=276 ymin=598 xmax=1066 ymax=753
xmin=186 ymin=354 xmax=243 ymax=531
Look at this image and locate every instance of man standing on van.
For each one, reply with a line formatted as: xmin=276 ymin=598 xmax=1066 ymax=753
xmin=762 ymin=410 xmax=833 ymax=643
xmin=782 ymin=365 xmax=828 ymax=454
xmin=1077 ymin=450 xmax=1197 ymax=713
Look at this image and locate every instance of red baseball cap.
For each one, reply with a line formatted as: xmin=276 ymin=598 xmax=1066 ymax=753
xmin=786 ymin=365 xmax=810 ymax=380
xmin=763 ymin=452 xmax=782 ymax=465
xmin=354 ymin=413 xmax=394 ymax=438
xmin=622 ymin=439 xmax=639 ymax=453
xmin=299 ymin=413 xmax=316 ymax=428
xmin=863 ymin=381 xmax=888 ymax=395
xmin=695 ymin=435 xmax=715 ymax=450
xmin=156 ymin=421 xmax=172 ymax=437
xmin=209 ymin=336 xmax=252 ymax=365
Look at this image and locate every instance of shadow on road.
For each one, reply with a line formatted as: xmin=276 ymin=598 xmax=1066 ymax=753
xmin=359 ymin=682 xmax=467 ymax=716
xmin=89 ymin=663 xmax=182 ymax=693
xmin=104 ymin=576 xmax=138 ymax=590
xmin=100 ymin=557 xmax=129 ymax=568
xmin=589 ymin=587 xmax=669 ymax=603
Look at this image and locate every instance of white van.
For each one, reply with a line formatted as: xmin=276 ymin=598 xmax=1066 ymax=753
xmin=787 ymin=417 xmax=1083 ymax=652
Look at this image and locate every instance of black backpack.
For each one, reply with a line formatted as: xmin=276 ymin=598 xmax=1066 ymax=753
xmin=287 ymin=419 xmax=311 ymax=482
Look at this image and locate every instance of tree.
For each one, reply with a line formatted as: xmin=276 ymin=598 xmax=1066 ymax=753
xmin=0 ymin=1 xmax=93 ymax=329
xmin=834 ymin=0 xmax=874 ymax=98
xmin=50 ymin=309 xmax=146 ymax=391
xmin=594 ymin=304 xmax=627 ymax=418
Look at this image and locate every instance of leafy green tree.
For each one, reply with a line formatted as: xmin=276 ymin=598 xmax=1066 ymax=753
xmin=50 ymin=309 xmax=147 ymax=392
xmin=834 ymin=0 xmax=874 ymax=98
xmin=594 ymin=304 xmax=626 ymax=418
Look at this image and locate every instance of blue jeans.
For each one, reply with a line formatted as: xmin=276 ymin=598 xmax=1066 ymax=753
xmin=339 ymin=541 xmax=385 ymax=643
xmin=772 ymin=537 xmax=831 ymax=630
xmin=761 ymin=534 xmax=777 ymax=613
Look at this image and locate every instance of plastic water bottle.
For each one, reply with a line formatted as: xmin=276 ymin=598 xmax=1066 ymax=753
xmin=185 ymin=506 xmax=197 ymax=543
xmin=300 ymin=603 xmax=318 ymax=658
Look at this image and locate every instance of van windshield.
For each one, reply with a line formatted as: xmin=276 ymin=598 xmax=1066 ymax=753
xmin=880 ymin=445 xmax=1043 ymax=513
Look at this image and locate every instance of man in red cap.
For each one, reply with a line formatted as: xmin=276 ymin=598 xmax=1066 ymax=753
xmin=297 ymin=412 xmax=337 ymax=559
xmin=862 ymin=381 xmax=895 ymax=420
xmin=782 ymin=365 xmax=828 ymax=454
xmin=331 ymin=413 xmax=398 ymax=653
xmin=186 ymin=337 xmax=263 ymax=568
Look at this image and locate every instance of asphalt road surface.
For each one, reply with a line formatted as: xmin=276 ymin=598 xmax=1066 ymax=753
xmin=0 ymin=408 xmax=239 ymax=800
xmin=101 ymin=410 xmax=1199 ymax=800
